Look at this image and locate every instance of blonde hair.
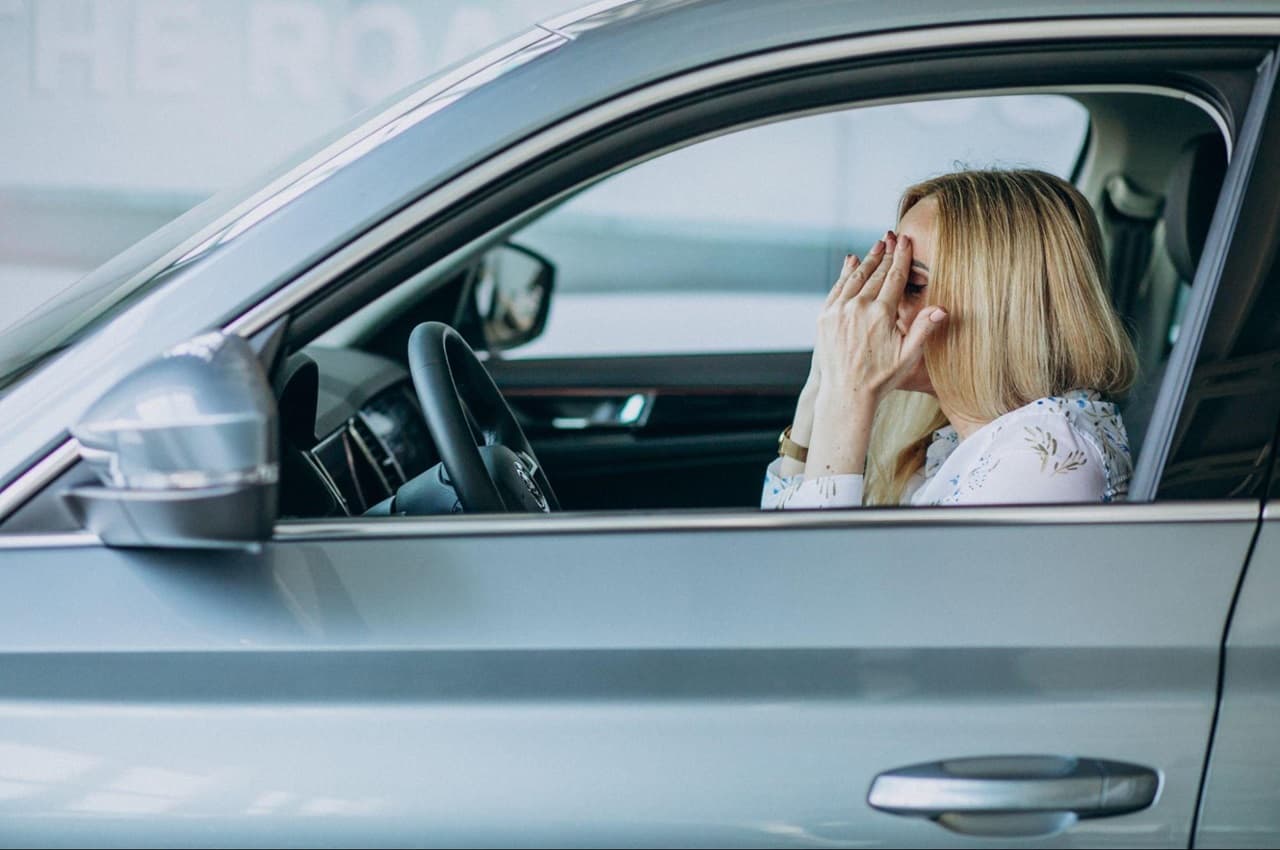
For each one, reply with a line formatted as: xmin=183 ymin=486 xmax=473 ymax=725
xmin=863 ymin=169 xmax=1137 ymax=505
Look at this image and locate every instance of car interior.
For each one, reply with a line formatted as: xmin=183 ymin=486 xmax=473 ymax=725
xmin=260 ymin=86 xmax=1228 ymax=519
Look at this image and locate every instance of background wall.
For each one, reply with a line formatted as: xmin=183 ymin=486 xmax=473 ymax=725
xmin=0 ymin=0 xmax=581 ymax=313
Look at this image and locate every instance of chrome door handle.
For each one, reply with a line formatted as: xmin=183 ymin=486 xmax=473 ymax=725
xmin=548 ymin=392 xmax=652 ymax=430
xmin=867 ymin=756 xmax=1160 ymax=838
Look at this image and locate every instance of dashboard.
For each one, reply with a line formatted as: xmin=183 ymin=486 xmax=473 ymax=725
xmin=279 ymin=346 xmax=439 ymax=517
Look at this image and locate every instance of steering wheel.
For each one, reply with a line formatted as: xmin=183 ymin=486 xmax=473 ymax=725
xmin=406 ymin=322 xmax=559 ymax=513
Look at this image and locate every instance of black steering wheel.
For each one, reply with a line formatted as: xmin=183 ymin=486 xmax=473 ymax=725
xmin=407 ymin=322 xmax=558 ymax=513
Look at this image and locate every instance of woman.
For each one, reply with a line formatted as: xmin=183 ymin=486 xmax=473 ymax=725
xmin=764 ymin=169 xmax=1136 ymax=508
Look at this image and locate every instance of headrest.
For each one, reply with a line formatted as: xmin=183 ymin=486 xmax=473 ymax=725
xmin=1164 ymin=133 xmax=1228 ymax=281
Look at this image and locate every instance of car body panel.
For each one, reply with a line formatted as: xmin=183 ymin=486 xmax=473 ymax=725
xmin=0 ymin=510 xmax=1257 ymax=846
xmin=1195 ymin=507 xmax=1280 ymax=848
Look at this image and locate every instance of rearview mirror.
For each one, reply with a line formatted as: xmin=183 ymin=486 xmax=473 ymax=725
xmin=473 ymin=243 xmax=554 ymax=351
xmin=65 ymin=332 xmax=278 ymax=549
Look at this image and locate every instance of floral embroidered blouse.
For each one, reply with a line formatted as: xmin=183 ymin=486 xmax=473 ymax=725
xmin=761 ymin=389 xmax=1132 ymax=508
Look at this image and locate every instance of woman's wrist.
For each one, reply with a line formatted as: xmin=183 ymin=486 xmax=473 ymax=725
xmin=804 ymin=386 xmax=878 ymax=477
xmin=775 ymin=373 xmax=822 ymax=478
xmin=791 ymin=379 xmax=820 ymax=444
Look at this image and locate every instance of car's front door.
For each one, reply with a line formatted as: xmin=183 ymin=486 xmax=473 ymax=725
xmin=0 ymin=501 xmax=1254 ymax=846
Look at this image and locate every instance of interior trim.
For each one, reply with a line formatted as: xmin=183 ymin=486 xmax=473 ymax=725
xmin=273 ymin=500 xmax=1260 ymax=542
xmin=0 ymin=15 xmax=1268 ymax=524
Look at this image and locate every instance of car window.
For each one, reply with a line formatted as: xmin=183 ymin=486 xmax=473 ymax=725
xmin=503 ymin=94 xmax=1090 ymax=359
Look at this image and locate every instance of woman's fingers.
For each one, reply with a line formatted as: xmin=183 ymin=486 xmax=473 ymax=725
xmin=858 ymin=232 xmax=897 ymax=300
xmin=876 ymin=233 xmax=914 ymax=305
xmin=825 ymin=254 xmax=859 ymax=306
xmin=838 ymin=239 xmax=886 ymax=299
xmin=898 ymin=305 xmax=948 ymax=372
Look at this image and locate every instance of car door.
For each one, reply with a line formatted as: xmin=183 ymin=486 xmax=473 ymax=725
xmin=0 ymin=480 xmax=1257 ymax=846
xmin=3 ymin=18 xmax=1280 ymax=850
xmin=3 ymin=96 xmax=1273 ymax=850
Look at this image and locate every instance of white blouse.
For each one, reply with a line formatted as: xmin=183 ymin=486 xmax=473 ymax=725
xmin=762 ymin=389 xmax=1132 ymax=508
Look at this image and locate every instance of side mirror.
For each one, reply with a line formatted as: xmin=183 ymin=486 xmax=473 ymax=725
xmin=473 ymin=242 xmax=555 ymax=351
xmin=65 ymin=333 xmax=278 ymax=549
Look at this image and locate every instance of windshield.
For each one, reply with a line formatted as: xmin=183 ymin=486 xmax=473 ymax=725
xmin=0 ymin=23 xmax=567 ymax=394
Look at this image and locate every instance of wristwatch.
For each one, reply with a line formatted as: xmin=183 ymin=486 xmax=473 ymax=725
xmin=777 ymin=425 xmax=808 ymax=462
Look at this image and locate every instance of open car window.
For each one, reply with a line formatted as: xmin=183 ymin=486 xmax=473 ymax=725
xmin=504 ymin=95 xmax=1090 ymax=359
xmin=288 ymin=87 xmax=1229 ymax=518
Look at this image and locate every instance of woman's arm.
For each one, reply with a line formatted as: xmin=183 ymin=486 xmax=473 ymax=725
xmin=764 ymin=233 xmax=945 ymax=509
xmin=778 ymin=252 xmax=862 ymax=477
xmin=804 ymin=233 xmax=946 ymax=476
xmin=779 ymin=376 xmax=819 ymax=478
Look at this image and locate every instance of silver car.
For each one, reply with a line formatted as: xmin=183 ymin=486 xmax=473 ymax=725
xmin=1 ymin=0 xmax=1279 ymax=846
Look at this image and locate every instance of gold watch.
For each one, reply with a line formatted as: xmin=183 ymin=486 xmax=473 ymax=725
xmin=777 ymin=425 xmax=808 ymax=462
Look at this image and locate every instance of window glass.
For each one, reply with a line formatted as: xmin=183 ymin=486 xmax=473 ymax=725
xmin=504 ymin=94 xmax=1089 ymax=358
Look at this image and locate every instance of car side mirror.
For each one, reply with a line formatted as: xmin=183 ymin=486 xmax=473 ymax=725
xmin=472 ymin=242 xmax=555 ymax=351
xmin=65 ymin=333 xmax=278 ymax=549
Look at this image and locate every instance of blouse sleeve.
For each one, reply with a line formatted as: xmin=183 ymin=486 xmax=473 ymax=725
xmin=761 ymin=458 xmax=864 ymax=509
xmin=941 ymin=414 xmax=1107 ymax=505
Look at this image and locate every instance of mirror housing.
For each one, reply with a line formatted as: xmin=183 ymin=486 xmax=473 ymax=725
xmin=65 ymin=333 xmax=278 ymax=548
xmin=472 ymin=242 xmax=555 ymax=351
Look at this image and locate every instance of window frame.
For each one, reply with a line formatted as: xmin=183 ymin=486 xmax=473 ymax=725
xmin=281 ymin=43 xmax=1266 ymax=516
xmin=1134 ymin=49 xmax=1280 ymax=500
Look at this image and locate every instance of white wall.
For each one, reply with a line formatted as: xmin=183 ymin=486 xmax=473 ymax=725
xmin=2 ymin=0 xmax=581 ymax=194
xmin=0 ymin=0 xmax=581 ymax=313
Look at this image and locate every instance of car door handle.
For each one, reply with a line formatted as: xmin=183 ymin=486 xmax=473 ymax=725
xmin=867 ymin=755 xmax=1160 ymax=838
xmin=507 ymin=392 xmax=653 ymax=432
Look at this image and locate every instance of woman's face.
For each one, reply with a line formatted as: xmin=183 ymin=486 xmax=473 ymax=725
xmin=893 ymin=196 xmax=940 ymax=395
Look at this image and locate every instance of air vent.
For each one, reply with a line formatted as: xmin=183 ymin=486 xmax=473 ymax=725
xmin=350 ymin=416 xmax=404 ymax=492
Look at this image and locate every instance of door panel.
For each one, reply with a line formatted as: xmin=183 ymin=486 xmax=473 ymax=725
xmin=489 ymin=352 xmax=808 ymax=509
xmin=0 ymin=507 xmax=1254 ymax=847
xmin=523 ymin=427 xmax=783 ymax=510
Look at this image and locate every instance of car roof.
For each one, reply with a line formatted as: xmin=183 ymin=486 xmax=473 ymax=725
xmin=559 ymin=0 xmax=1280 ymax=52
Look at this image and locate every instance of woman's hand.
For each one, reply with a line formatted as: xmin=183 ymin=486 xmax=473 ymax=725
xmin=805 ymin=232 xmax=947 ymax=477
xmin=781 ymin=252 xmax=866 ymax=475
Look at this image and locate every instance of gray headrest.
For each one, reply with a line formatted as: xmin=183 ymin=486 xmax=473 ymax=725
xmin=1164 ymin=133 xmax=1228 ymax=281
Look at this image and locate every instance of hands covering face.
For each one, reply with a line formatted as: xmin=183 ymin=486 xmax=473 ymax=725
xmin=814 ymin=230 xmax=947 ymax=403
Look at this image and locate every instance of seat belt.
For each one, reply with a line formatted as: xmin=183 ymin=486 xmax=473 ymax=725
xmin=1102 ymin=174 xmax=1164 ymax=334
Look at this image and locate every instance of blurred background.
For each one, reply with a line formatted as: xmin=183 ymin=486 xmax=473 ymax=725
xmin=0 ymin=0 xmax=583 ymax=314
xmin=2 ymin=0 xmax=1088 ymax=356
